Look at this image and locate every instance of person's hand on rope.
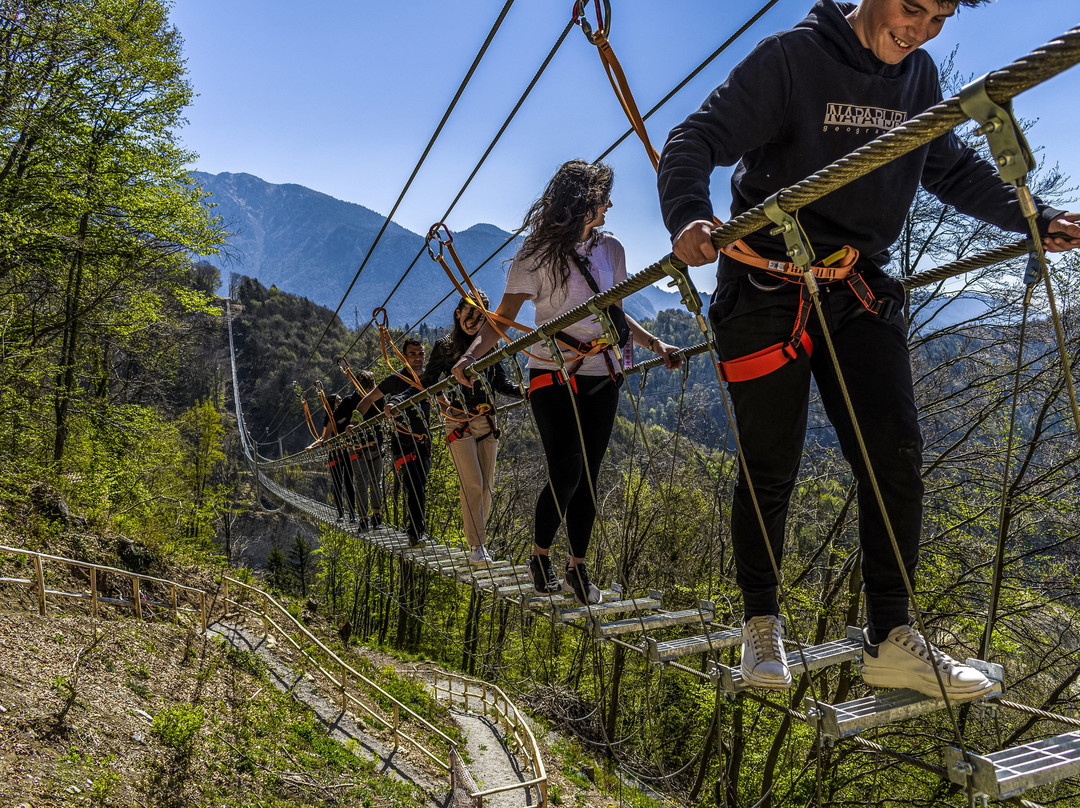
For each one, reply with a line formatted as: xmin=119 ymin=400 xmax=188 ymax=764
xmin=672 ymin=219 xmax=718 ymax=266
xmin=451 ymin=355 xmax=475 ymax=389
xmin=653 ymin=339 xmax=683 ymax=370
xmin=1045 ymin=213 xmax=1080 ymax=253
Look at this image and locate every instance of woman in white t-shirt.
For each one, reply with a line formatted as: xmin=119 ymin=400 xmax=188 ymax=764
xmin=451 ymin=160 xmax=681 ymax=605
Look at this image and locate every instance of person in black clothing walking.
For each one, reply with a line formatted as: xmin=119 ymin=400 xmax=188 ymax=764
xmin=421 ymin=291 xmax=522 ymax=566
xmin=345 ymin=369 xmax=385 ymax=531
xmin=317 ymin=392 xmax=362 ymax=523
xmin=657 ymin=0 xmax=1080 ymax=693
xmin=452 ymin=160 xmax=681 ymax=605
xmin=360 ymin=340 xmax=430 ymax=546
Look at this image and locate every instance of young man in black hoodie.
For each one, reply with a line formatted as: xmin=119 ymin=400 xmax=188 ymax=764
xmin=658 ymin=0 xmax=1080 ymax=695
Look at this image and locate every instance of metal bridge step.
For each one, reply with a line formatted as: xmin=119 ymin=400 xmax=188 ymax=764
xmin=648 ymin=627 xmax=743 ymax=665
xmin=943 ymin=731 xmax=1080 ymax=800
xmin=592 ymin=600 xmax=716 ymax=639
xmin=556 ymin=595 xmax=662 ymax=623
xmin=457 ymin=563 xmax=528 ymax=582
xmin=469 ymin=569 xmax=532 ymax=588
xmin=712 ymin=626 xmax=864 ymax=692
xmin=807 ymin=659 xmax=1004 ymax=739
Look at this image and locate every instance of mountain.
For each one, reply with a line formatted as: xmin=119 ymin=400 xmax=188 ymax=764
xmin=195 ymin=171 xmax=678 ymax=325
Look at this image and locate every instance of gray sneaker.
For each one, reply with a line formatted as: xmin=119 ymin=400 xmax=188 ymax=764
xmin=862 ymin=625 xmax=994 ymax=698
xmin=740 ymin=615 xmax=791 ymax=690
xmin=466 ymin=545 xmax=492 ymax=567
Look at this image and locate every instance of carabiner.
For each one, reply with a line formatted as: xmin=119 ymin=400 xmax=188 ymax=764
xmin=572 ymin=0 xmax=610 ymax=44
xmin=425 ymin=222 xmax=453 ymax=261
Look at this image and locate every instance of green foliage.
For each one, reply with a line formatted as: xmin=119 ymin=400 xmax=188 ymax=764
xmin=152 ymin=704 xmax=204 ymax=753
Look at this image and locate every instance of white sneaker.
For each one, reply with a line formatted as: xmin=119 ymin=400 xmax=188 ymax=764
xmin=466 ymin=545 xmax=492 ymax=567
xmin=861 ymin=625 xmax=994 ymax=698
xmin=740 ymin=615 xmax=791 ymax=690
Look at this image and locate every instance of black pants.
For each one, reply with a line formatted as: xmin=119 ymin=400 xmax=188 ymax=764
xmin=393 ymin=437 xmax=430 ymax=541
xmin=328 ymin=450 xmax=357 ymax=519
xmin=530 ymin=372 xmax=620 ymax=560
xmin=711 ymin=272 xmax=922 ymax=637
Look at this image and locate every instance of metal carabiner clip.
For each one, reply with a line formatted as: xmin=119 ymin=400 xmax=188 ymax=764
xmin=572 ymin=0 xmax=611 ymax=44
xmin=425 ymin=222 xmax=454 ymax=261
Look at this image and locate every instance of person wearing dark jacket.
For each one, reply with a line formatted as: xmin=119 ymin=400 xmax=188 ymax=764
xmin=317 ymin=392 xmax=362 ymax=523
xmin=658 ymin=0 xmax=1080 ymax=695
xmin=359 ymin=340 xmax=430 ymax=546
xmin=421 ymin=292 xmax=523 ymax=567
xmin=345 ymin=369 xmax=384 ymax=530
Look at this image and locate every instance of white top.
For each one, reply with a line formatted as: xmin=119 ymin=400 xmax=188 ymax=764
xmin=504 ymin=232 xmax=628 ymax=376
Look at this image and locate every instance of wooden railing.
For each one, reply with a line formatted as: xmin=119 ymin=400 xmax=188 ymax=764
xmin=222 ymin=576 xmax=459 ymax=775
xmin=0 ymin=544 xmax=207 ymax=631
xmin=429 ymin=669 xmax=548 ymax=807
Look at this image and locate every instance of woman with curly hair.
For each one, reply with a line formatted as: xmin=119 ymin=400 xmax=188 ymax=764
xmin=452 ymin=159 xmax=681 ymax=605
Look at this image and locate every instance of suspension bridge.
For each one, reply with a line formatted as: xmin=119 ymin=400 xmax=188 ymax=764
xmin=227 ymin=6 xmax=1080 ymax=807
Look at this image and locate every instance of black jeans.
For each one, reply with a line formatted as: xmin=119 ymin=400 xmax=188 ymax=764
xmin=392 ymin=436 xmax=430 ymax=541
xmin=711 ymin=271 xmax=922 ymax=637
xmin=530 ymin=372 xmax=620 ymax=560
xmin=328 ymin=449 xmax=357 ymax=519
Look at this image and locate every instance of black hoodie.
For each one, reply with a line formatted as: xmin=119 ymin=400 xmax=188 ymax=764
xmin=657 ymin=0 xmax=1060 ymax=282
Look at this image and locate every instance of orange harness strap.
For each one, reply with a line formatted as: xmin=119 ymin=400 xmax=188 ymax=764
xmin=371 ymin=308 xmax=425 ymax=393
xmin=721 ymin=240 xmax=861 ymax=282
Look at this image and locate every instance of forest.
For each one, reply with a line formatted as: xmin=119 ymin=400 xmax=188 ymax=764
xmin=2 ymin=1 xmax=1080 ymax=807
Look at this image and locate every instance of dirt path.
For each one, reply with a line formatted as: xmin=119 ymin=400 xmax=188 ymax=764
xmin=425 ymin=671 xmax=541 ymax=808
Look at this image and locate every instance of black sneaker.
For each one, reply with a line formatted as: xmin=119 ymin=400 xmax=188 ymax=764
xmin=529 ymin=555 xmax=562 ymax=594
xmin=564 ymin=563 xmax=602 ymax=605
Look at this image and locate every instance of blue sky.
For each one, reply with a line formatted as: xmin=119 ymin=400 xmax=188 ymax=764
xmin=171 ymin=0 xmax=1080 ymax=297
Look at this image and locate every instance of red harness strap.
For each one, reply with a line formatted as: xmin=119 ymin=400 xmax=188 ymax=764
xmin=394 ymin=452 xmax=418 ymax=471
xmin=446 ymin=424 xmax=470 ymax=445
xmin=528 ymin=371 xmax=579 ymax=398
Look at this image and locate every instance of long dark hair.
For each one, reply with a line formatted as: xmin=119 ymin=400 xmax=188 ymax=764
xmin=516 ymin=160 xmax=613 ymax=288
xmin=450 ymin=290 xmax=489 ymax=355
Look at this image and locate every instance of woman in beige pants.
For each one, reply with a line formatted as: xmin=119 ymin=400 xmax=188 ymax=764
xmin=421 ymin=292 xmax=522 ymax=565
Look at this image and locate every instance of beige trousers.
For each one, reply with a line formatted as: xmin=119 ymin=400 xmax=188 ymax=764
xmin=446 ymin=415 xmax=498 ymax=547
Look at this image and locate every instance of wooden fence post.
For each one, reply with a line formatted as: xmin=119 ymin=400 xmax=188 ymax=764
xmin=90 ymin=567 xmax=98 ymax=620
xmin=393 ymin=704 xmax=400 ymax=749
xmin=33 ymin=554 xmax=45 ymax=616
xmin=170 ymin=585 xmax=178 ymax=623
xmin=340 ymin=663 xmax=347 ymax=712
xmin=200 ymin=590 xmax=207 ymax=633
xmin=133 ymin=577 xmax=142 ymax=620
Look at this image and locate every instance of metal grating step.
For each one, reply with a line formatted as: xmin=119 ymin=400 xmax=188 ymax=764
xmin=713 ymin=627 xmax=863 ymax=692
xmin=807 ymin=663 xmax=1003 ymax=739
xmin=592 ymin=600 xmax=715 ymax=639
xmin=648 ymin=627 xmax=743 ymax=665
xmin=556 ymin=594 xmax=662 ymax=623
xmin=944 ymin=731 xmax=1080 ymax=800
xmin=456 ymin=562 xmax=527 ymax=582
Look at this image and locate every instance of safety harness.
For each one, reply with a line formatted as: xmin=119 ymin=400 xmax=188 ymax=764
xmin=715 ymin=241 xmax=895 ymax=383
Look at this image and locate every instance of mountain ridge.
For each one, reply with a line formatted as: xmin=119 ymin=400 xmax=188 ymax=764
xmin=196 ymin=171 xmax=678 ymax=325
